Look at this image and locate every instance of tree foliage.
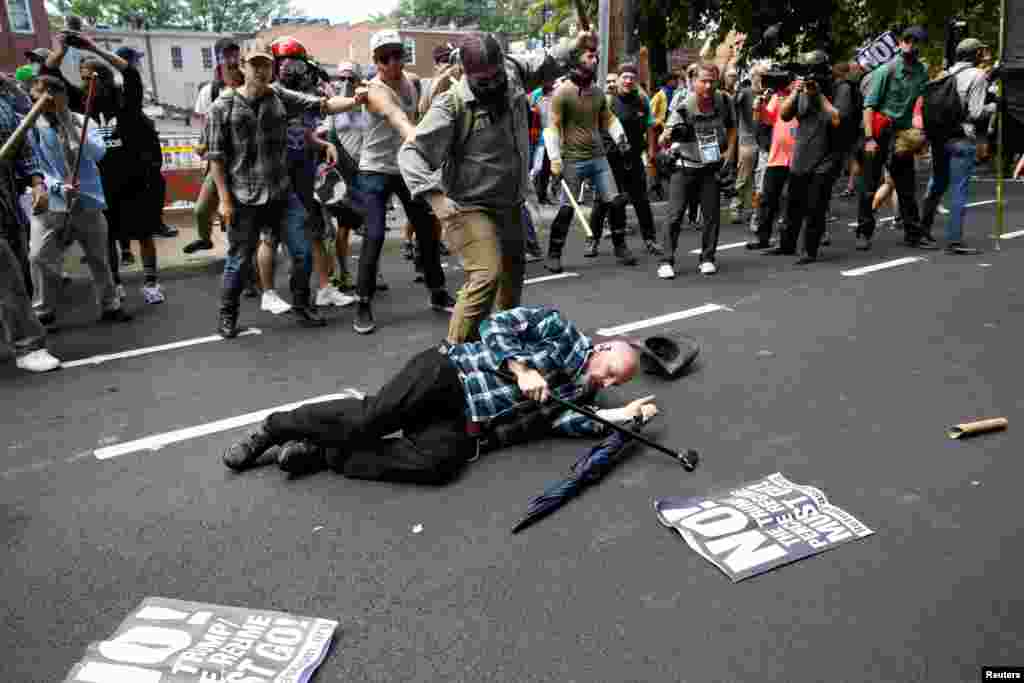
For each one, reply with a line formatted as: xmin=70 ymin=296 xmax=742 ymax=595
xmin=386 ymin=0 xmax=539 ymax=36
xmin=48 ymin=0 xmax=294 ymax=31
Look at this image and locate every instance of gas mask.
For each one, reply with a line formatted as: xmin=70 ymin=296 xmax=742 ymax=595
xmin=468 ymin=68 xmax=509 ymax=111
xmin=278 ymin=58 xmax=309 ymax=89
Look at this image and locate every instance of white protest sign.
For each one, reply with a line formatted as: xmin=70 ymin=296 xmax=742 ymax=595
xmin=856 ymin=31 xmax=899 ymax=71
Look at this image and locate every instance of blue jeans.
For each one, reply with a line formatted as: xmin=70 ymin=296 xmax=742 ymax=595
xmin=922 ymin=138 xmax=977 ymax=243
xmin=558 ymin=157 xmax=620 ymax=206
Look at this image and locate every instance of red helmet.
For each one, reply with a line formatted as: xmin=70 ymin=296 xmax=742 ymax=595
xmin=270 ymin=36 xmax=307 ymax=59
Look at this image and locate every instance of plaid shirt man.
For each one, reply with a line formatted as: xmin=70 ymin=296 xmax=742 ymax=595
xmin=206 ymin=84 xmax=323 ymax=205
xmin=0 ymin=97 xmax=42 ymax=241
xmin=446 ymin=306 xmax=610 ymax=449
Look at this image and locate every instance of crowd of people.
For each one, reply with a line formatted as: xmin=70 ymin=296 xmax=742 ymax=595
xmin=0 ymin=23 xmax=1015 ymax=377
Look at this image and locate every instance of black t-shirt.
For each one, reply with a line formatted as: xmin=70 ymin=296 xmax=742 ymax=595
xmin=790 ymin=92 xmax=838 ymax=175
xmin=611 ymin=91 xmax=650 ymax=156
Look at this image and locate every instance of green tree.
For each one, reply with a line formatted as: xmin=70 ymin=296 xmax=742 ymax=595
xmin=185 ymin=0 xmax=292 ymax=32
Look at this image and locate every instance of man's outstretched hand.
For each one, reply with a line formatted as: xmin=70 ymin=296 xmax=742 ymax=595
xmin=624 ymin=395 xmax=658 ymax=423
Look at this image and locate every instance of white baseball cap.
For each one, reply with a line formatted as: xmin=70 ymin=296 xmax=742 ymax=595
xmin=370 ymin=30 xmax=403 ymax=55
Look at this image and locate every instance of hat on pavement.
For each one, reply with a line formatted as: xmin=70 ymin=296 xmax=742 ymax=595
xmin=115 ymin=46 xmax=144 ymax=64
xmin=901 ymin=25 xmax=928 ymax=42
xmin=628 ymin=332 xmax=701 ymax=379
xmin=24 ymin=47 xmax=51 ymax=63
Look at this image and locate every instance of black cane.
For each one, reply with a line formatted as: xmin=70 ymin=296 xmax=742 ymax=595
xmin=483 ymin=368 xmax=699 ymax=471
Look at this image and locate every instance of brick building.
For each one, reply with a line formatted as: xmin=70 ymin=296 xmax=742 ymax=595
xmin=1 ymin=0 xmax=51 ymax=73
xmin=251 ymin=23 xmax=474 ymax=78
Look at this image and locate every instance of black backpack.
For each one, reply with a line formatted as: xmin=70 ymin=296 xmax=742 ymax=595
xmin=922 ymin=66 xmax=968 ymax=143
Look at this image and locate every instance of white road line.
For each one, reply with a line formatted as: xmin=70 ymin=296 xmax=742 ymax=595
xmin=846 ymin=200 xmax=1001 ymax=227
xmin=690 ymin=241 xmax=747 ymax=255
xmin=62 ymin=329 xmax=263 ymax=369
xmin=524 ymin=272 xmax=580 ymax=285
xmin=94 ymin=389 xmax=365 ymax=460
xmin=841 ymin=257 xmax=924 ymax=277
xmin=999 ymin=229 xmax=1024 ymax=239
xmin=596 ymin=303 xmax=728 ymax=336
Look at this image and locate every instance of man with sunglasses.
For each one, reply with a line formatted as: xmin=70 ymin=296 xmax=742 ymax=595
xmin=350 ymin=30 xmax=454 ymax=335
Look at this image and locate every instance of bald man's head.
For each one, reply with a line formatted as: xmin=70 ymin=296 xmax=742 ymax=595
xmin=585 ymin=340 xmax=640 ymax=389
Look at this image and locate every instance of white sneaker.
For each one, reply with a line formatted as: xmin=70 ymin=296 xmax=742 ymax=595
xmin=261 ymin=289 xmax=292 ymax=315
xmin=316 ymin=285 xmax=356 ymax=307
xmin=141 ymin=282 xmax=165 ymax=304
xmin=699 ymin=261 xmax=718 ymax=275
xmin=115 ymin=283 xmax=126 ymax=300
xmin=16 ymin=349 xmax=61 ymax=373
xmin=938 ymin=204 xmax=950 ymax=215
xmin=657 ymin=263 xmax=676 ymax=279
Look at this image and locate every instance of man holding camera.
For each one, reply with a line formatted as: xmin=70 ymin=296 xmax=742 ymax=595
xmin=658 ymin=63 xmax=736 ymax=278
xmin=776 ymin=52 xmax=842 ymax=264
xmin=857 ymin=25 xmax=931 ymax=251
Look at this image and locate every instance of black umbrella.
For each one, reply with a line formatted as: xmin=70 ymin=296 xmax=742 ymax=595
xmin=511 ymin=426 xmax=642 ymax=534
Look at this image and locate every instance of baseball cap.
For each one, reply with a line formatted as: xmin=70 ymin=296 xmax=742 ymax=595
xmin=956 ymin=37 xmax=988 ymax=54
xmin=15 ymin=63 xmax=39 ymax=82
xmin=215 ymin=37 xmax=241 ymax=53
xmin=619 ymin=63 xmax=638 ymax=77
xmin=370 ymin=30 xmax=403 ymax=55
xmin=24 ymin=47 xmax=50 ymax=63
xmin=901 ymin=25 xmax=927 ymax=42
xmin=243 ymin=46 xmax=274 ymax=64
xmin=115 ymin=46 xmax=144 ymax=63
xmin=338 ymin=61 xmax=357 ymax=77
xmin=458 ymin=33 xmax=504 ymax=77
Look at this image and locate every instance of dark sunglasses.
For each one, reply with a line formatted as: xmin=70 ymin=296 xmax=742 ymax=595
xmin=338 ymin=76 xmax=356 ymax=82
xmin=376 ymin=50 xmax=404 ymax=64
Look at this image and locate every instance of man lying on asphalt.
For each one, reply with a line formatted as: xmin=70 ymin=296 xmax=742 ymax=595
xmin=223 ymin=305 xmax=658 ymax=483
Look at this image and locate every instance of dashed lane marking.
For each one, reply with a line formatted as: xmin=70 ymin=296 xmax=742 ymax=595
xmin=845 ymin=200 xmax=1000 ymax=227
xmin=524 ymin=272 xmax=580 ymax=285
xmin=999 ymin=229 xmax=1024 ymax=239
xmin=61 ymin=329 xmax=263 ymax=369
xmin=690 ymin=241 xmax=748 ymax=255
xmin=595 ymin=303 xmax=728 ymax=336
xmin=94 ymin=389 xmax=365 ymax=460
xmin=841 ymin=257 xmax=925 ymax=277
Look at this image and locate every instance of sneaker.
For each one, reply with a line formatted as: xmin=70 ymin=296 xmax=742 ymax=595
xmin=315 ymin=285 xmax=356 ymax=308
xmin=583 ymin=238 xmax=599 ymax=257
xmin=291 ymin=306 xmax=327 ymax=327
xmin=277 ymin=440 xmax=327 ymax=475
xmin=15 ymin=349 xmax=61 ymax=373
xmin=856 ymin=236 xmax=872 ymax=251
xmin=401 ymin=240 xmax=416 ymax=261
xmin=699 ymin=261 xmax=717 ymax=275
xmin=218 ymin=311 xmax=239 ymax=338
xmin=795 ymin=255 xmax=818 ymax=265
xmin=155 ymin=223 xmax=179 ymax=238
xmin=838 ymin=188 xmax=855 ymax=198
xmin=243 ymin=284 xmax=260 ymax=298
xmin=938 ymin=204 xmax=950 ymax=215
xmin=657 ymin=263 xmax=676 ymax=279
xmin=764 ymin=246 xmax=795 ymax=256
xmin=919 ymin=233 xmax=938 ymax=247
xmin=545 ymin=256 xmax=563 ymax=274
xmin=826 ymin=213 xmax=839 ymax=224
xmin=745 ymin=239 xmax=770 ymax=250
xmin=614 ymin=244 xmax=637 ymax=266
xmin=945 ymin=242 xmax=981 ymax=255
xmin=430 ymin=289 xmax=456 ymax=313
xmin=822 ymin=230 xmax=832 ymax=246
xmin=261 ymin=290 xmax=292 ymax=315
xmin=121 ymin=250 xmax=135 ymax=266
xmin=223 ymin=422 xmax=278 ymax=471
xmin=525 ymin=242 xmax=544 ymax=261
xmin=353 ymin=299 xmax=375 ymax=334
xmin=115 ymin=283 xmax=126 ymax=300
xmin=99 ymin=307 xmax=134 ymax=323
xmin=644 ymin=239 xmax=664 ymax=256
xmin=376 ymin=273 xmax=389 ymax=292
xmin=906 ymin=238 xmax=939 ymax=250
xmin=36 ymin=312 xmax=58 ymax=332
xmin=183 ymin=238 xmax=214 ymax=254
xmin=142 ymin=282 xmax=165 ymax=304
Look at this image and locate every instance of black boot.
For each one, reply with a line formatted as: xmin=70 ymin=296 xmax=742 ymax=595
xmin=546 ymin=206 xmax=574 ymax=273
xmin=223 ymin=420 xmax=280 ymax=471
xmin=277 ymin=440 xmax=327 ymax=475
xmin=218 ymin=310 xmax=239 ymax=338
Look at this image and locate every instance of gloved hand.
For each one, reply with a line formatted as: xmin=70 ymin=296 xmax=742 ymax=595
xmin=550 ymin=158 xmax=563 ymax=178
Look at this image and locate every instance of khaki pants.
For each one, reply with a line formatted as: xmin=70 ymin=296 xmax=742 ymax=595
xmin=730 ymin=144 xmax=758 ymax=214
xmin=444 ymin=206 xmax=525 ymax=344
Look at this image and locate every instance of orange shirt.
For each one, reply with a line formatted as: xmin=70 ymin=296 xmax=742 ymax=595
xmin=763 ymin=94 xmax=799 ymax=168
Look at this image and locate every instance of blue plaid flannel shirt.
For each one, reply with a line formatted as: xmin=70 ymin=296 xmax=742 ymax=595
xmin=446 ymin=306 xmax=610 ymax=447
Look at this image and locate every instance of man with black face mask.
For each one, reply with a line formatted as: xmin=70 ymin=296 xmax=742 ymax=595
xmin=399 ymin=32 xmax=576 ymax=343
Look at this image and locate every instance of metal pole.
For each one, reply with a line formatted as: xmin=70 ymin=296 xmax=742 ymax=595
xmin=598 ymin=0 xmax=610 ymax=89
xmin=995 ymin=0 xmax=1008 ymax=248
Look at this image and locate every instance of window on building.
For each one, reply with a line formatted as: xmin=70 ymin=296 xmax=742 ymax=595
xmin=403 ymin=38 xmax=416 ymax=66
xmin=6 ymin=0 xmax=33 ymax=32
xmin=201 ymin=47 xmax=213 ymax=70
xmin=171 ymin=46 xmax=183 ymax=70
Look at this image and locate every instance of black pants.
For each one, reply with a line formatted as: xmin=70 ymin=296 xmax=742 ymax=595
xmin=782 ymin=172 xmax=831 ymax=257
xmin=856 ymin=129 xmax=921 ymax=240
xmin=663 ymin=163 xmax=721 ymax=264
xmin=266 ymin=347 xmax=473 ymax=484
xmin=606 ymin=150 xmax=657 ymax=243
xmin=753 ymin=166 xmax=790 ymax=245
xmin=533 ymin=148 xmax=551 ymax=202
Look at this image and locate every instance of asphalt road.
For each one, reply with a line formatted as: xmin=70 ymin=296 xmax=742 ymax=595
xmin=3 ymin=181 xmax=1024 ymax=683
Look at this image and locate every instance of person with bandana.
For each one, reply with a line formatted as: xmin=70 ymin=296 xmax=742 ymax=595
xmin=543 ymin=32 xmax=638 ymax=273
xmin=857 ymin=25 xmax=931 ymax=251
xmin=184 ymin=37 xmax=244 ymax=256
xmin=44 ymin=30 xmax=168 ymax=306
xmin=399 ymin=32 xmax=575 ymax=344
xmin=350 ymin=30 xmax=454 ymax=335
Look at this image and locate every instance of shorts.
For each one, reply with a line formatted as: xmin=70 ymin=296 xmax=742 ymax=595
xmin=328 ymin=202 xmax=366 ymax=229
xmin=104 ymin=183 xmax=161 ymax=242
